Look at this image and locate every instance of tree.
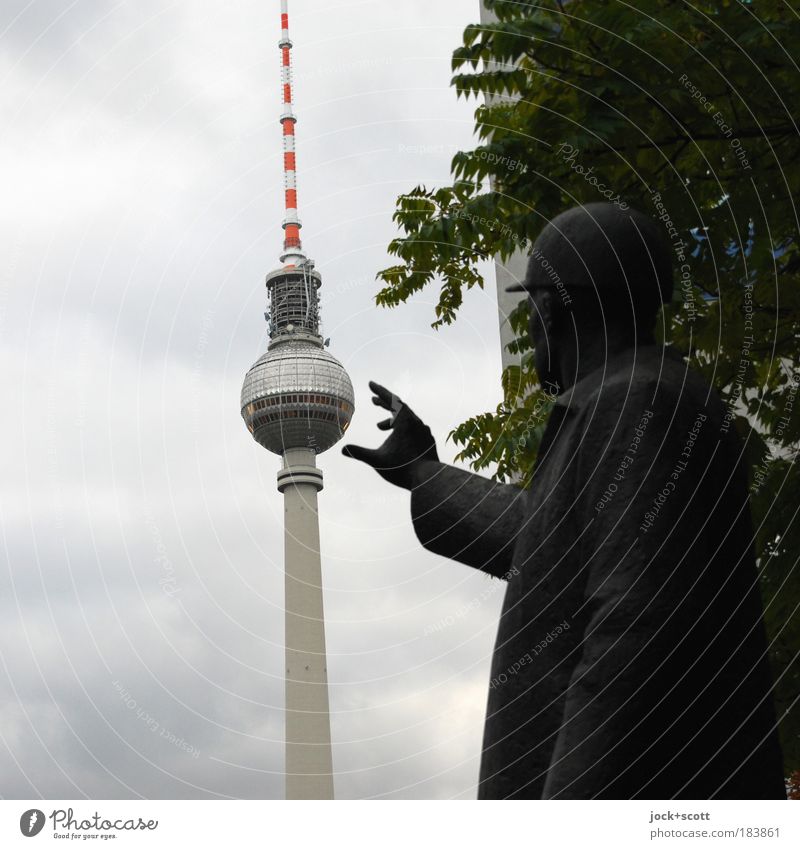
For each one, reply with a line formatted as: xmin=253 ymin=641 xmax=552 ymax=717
xmin=376 ymin=0 xmax=800 ymax=776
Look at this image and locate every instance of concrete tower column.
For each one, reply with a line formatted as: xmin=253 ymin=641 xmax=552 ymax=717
xmin=277 ymin=447 xmax=334 ymax=800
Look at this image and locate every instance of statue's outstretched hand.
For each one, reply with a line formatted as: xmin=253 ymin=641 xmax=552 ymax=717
xmin=342 ymin=381 xmax=439 ymax=489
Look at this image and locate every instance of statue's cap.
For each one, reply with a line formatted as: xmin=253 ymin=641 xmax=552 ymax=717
xmin=506 ymin=203 xmax=673 ymax=305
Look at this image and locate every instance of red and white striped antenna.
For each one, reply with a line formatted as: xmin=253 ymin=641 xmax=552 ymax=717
xmin=279 ymin=0 xmax=305 ymax=268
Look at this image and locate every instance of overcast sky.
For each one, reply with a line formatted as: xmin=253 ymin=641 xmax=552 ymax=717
xmin=0 ymin=0 xmax=523 ymax=799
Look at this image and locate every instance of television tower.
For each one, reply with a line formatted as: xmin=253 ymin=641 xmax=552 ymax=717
xmin=240 ymin=0 xmax=354 ymax=800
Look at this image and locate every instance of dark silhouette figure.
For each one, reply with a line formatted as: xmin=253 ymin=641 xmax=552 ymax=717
xmin=343 ymin=203 xmax=784 ymax=799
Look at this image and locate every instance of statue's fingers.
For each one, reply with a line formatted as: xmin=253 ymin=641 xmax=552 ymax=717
xmin=369 ymin=381 xmax=402 ymax=413
xmin=376 ymin=418 xmax=394 ymax=431
xmin=368 ymin=380 xmax=390 ymax=397
xmin=341 ymin=444 xmax=379 ymax=466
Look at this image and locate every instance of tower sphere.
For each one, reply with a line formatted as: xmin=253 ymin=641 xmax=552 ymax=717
xmin=241 ymin=339 xmax=354 ymax=455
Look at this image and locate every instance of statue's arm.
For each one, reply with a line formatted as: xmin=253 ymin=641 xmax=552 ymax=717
xmin=342 ymin=381 xmax=523 ymax=580
xmin=410 ymin=460 xmax=524 ymax=580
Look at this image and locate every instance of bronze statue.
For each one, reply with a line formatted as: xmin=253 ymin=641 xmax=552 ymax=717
xmin=343 ymin=202 xmax=784 ymax=799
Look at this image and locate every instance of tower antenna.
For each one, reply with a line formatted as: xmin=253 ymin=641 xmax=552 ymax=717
xmin=279 ymin=0 xmax=304 ymax=266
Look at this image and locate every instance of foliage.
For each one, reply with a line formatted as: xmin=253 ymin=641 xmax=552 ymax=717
xmin=376 ymin=0 xmax=800 ymax=773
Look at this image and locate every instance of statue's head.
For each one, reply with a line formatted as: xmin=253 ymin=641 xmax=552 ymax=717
xmin=507 ymin=203 xmax=673 ymax=388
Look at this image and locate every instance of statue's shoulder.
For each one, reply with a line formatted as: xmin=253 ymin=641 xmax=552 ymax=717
xmin=579 ymin=346 xmax=724 ymax=426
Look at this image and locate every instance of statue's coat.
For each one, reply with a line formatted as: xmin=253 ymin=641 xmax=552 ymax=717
xmin=411 ymin=346 xmax=784 ymax=799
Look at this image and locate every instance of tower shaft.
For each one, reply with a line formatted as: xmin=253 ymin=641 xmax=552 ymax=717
xmin=278 ymin=448 xmax=334 ymax=800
